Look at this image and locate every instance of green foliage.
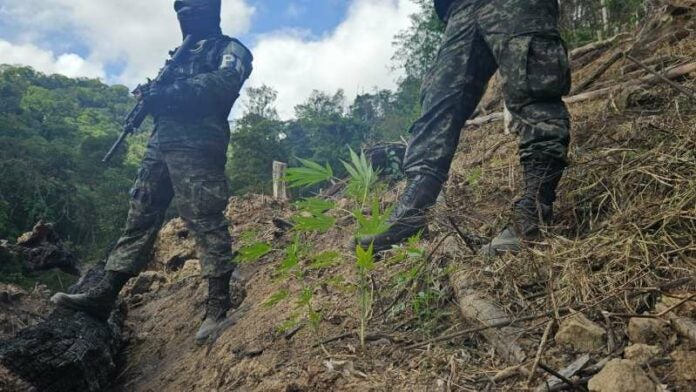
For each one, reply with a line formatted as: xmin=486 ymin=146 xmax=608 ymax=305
xmin=263 ymin=289 xmax=289 ymax=308
xmin=286 ymin=159 xmax=334 ymax=189
xmin=354 ymin=198 xmax=392 ymax=238
xmin=237 ymin=242 xmax=273 ymax=264
xmin=293 ymin=198 xmax=335 ymax=214
xmin=466 ymin=167 xmax=483 ymax=187
xmin=277 ymin=234 xmax=304 ymax=277
xmin=355 ymin=242 xmax=375 ymax=348
xmin=0 ymin=66 xmax=143 ymax=276
xmin=307 ymin=250 xmax=340 ymax=270
xmin=342 ymin=147 xmax=378 ymax=206
xmin=392 ymin=0 xmax=445 ymax=79
xmin=355 ymin=243 xmax=376 ymax=273
xmin=291 ymin=214 xmax=336 ymax=233
xmin=291 ymin=198 xmax=337 ymax=233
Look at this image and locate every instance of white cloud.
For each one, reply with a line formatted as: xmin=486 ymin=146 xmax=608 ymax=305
xmin=0 ymin=0 xmax=255 ymax=85
xmin=2 ymin=0 xmax=419 ymax=120
xmin=244 ymin=0 xmax=419 ymax=119
xmin=0 ymin=39 xmax=105 ymax=78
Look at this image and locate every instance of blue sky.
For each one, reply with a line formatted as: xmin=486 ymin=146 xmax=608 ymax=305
xmin=244 ymin=0 xmax=351 ymax=39
xmin=0 ymin=0 xmax=419 ymax=118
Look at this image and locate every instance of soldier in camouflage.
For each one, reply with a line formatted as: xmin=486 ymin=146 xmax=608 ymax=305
xmin=359 ymin=0 xmax=570 ymax=255
xmin=51 ymin=0 xmax=253 ymax=344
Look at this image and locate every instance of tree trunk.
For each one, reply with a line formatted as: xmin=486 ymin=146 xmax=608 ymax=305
xmin=0 ymin=265 xmax=125 ymax=392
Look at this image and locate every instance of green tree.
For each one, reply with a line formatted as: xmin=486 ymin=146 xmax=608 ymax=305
xmin=228 ymin=85 xmax=287 ymax=195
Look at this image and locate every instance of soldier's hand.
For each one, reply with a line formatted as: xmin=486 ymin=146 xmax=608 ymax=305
xmin=141 ymin=83 xmax=178 ymax=112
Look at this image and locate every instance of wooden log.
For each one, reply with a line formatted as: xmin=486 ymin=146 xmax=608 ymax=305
xmin=572 ymin=49 xmax=606 ymax=72
xmin=465 ymin=112 xmax=503 ymax=127
xmin=0 ymin=264 xmax=125 ymax=392
xmin=462 ymin=61 xmax=696 ymax=128
xmin=620 ymin=54 xmax=674 ymax=75
xmin=443 ymin=237 xmax=526 ymax=364
xmin=566 ymin=61 xmax=696 ymax=103
xmin=656 ymin=303 xmax=696 ymax=344
xmin=272 ymin=161 xmax=288 ymax=201
xmin=626 ymin=55 xmax=696 ymax=100
xmin=9 ymin=221 xmax=80 ymax=276
xmin=571 ymin=51 xmax=624 ymax=95
xmin=569 ymin=33 xmax=631 ymax=60
xmin=534 ymin=354 xmax=590 ymax=392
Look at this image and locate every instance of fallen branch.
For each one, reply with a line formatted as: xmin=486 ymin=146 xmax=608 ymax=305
xmin=626 ymin=55 xmax=696 ymax=100
xmin=404 ymin=308 xmax=571 ymax=350
xmin=465 ymin=112 xmax=503 ymax=127
xmin=445 ymin=237 xmax=526 ymax=364
xmin=468 ymin=139 xmax=509 ymax=167
xmin=537 ymin=360 xmax=589 ymax=392
xmin=571 ymin=51 xmax=624 ymax=95
xmin=404 ymin=277 xmax=693 ymax=350
xmin=569 ymin=33 xmax=631 ymax=60
xmin=313 ymin=331 xmax=396 ymax=348
xmin=527 ymin=320 xmax=555 ymax=386
xmin=656 ymin=302 xmax=696 ymax=344
xmin=492 ymin=365 xmax=528 ymax=383
xmin=463 ymin=61 xmax=696 ymax=129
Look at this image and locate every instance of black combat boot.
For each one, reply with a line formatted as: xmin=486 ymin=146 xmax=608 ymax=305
xmin=357 ymin=174 xmax=442 ymax=253
xmin=479 ymin=158 xmax=565 ymax=256
xmin=195 ymin=271 xmax=233 ymax=344
xmin=50 ymin=270 xmax=131 ymax=320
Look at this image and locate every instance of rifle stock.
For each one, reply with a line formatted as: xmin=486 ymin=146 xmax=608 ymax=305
xmin=102 ymin=35 xmax=196 ymax=163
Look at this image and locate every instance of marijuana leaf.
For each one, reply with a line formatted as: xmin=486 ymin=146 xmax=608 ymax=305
xmin=237 ymin=242 xmax=272 ymax=264
xmin=286 ymin=157 xmax=334 ymax=188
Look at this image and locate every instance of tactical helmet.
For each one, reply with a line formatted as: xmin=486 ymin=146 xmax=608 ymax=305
xmin=174 ymin=0 xmax=222 ymax=39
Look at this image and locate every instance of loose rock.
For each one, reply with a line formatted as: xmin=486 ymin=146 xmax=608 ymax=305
xmin=555 ymin=312 xmax=606 ymax=352
xmin=627 ymin=317 xmax=670 ymax=344
xmin=128 ymin=271 xmax=167 ymax=295
xmin=624 ymin=344 xmax=661 ymax=364
xmin=588 ymin=359 xmax=657 ymax=392
xmin=153 ymin=218 xmax=197 ymax=271
xmin=176 ymin=259 xmax=201 ymax=280
xmin=670 ymin=350 xmax=696 ymax=381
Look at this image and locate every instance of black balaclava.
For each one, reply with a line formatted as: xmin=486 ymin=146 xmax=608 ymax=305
xmin=174 ymin=0 xmax=222 ymax=39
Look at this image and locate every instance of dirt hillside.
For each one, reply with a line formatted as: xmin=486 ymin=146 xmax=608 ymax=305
xmin=2 ymin=2 xmax=695 ymax=391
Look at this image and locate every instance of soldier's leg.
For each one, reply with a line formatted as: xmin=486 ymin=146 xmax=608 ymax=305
xmin=359 ymin=2 xmax=498 ymax=252
xmin=478 ymin=0 xmax=571 ymax=255
xmin=402 ymin=2 xmax=498 ymax=181
xmin=52 ymin=142 xmax=174 ymax=318
xmin=162 ymin=139 xmax=236 ymax=343
xmin=164 ymin=141 xmax=234 ymax=279
xmin=106 ymin=144 xmax=175 ymax=274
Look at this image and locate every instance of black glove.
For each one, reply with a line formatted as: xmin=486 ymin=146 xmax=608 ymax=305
xmin=139 ymin=82 xmax=181 ymax=114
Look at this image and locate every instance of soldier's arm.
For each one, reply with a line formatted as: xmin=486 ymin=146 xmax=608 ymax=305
xmin=171 ymin=40 xmax=252 ymax=108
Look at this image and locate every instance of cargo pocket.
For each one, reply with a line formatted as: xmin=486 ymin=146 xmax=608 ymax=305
xmin=192 ymin=180 xmax=228 ymax=216
xmin=129 ymin=167 xmax=150 ymax=204
xmin=525 ymin=35 xmax=571 ymax=99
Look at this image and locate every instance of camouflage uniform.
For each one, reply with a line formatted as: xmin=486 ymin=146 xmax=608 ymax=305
xmin=106 ymin=36 xmax=252 ymax=278
xmin=357 ymin=0 xmax=571 ymax=253
xmin=404 ymin=0 xmax=571 ymax=181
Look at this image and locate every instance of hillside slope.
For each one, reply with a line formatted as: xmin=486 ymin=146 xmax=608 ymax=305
xmin=109 ymin=3 xmax=696 ymax=391
xmin=2 ymin=2 xmax=695 ymax=391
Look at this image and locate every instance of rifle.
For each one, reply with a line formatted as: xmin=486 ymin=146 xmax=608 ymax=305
xmin=103 ymin=35 xmax=196 ymax=163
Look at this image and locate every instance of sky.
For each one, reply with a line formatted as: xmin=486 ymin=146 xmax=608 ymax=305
xmin=0 ymin=0 xmax=420 ymax=118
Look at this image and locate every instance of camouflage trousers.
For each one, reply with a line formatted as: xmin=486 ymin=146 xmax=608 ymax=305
xmin=105 ymin=133 xmax=234 ymax=278
xmin=403 ymin=0 xmax=572 ymax=182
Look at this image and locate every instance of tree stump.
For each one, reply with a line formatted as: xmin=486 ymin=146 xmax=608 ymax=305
xmin=272 ymin=161 xmax=288 ymax=201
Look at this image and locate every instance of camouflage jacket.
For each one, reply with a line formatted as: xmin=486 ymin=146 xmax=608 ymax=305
xmin=154 ymin=34 xmax=253 ymax=142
